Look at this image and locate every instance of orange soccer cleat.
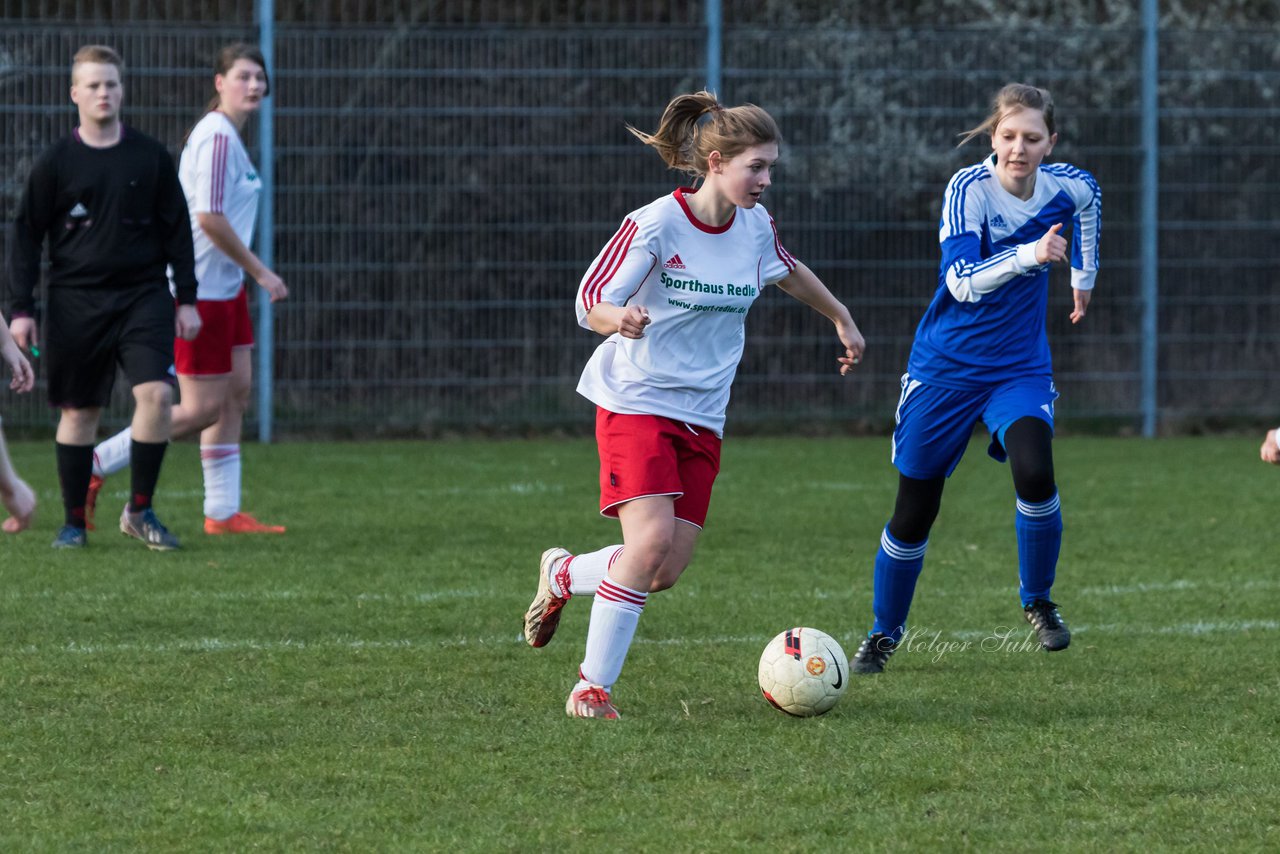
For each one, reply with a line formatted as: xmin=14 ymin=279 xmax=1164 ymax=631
xmin=204 ymin=512 xmax=286 ymax=535
xmin=84 ymin=474 xmax=104 ymax=531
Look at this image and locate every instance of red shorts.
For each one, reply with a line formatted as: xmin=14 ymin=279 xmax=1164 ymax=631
xmin=595 ymin=407 xmax=722 ymax=528
xmin=174 ymin=285 xmax=254 ymax=376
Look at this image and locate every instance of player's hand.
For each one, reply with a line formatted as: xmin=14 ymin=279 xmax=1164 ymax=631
xmin=2 ymin=340 xmax=35 ymax=393
xmin=1035 ymin=222 xmax=1068 ymax=265
xmin=836 ymin=319 xmax=866 ymax=376
xmin=258 ymin=269 xmax=289 ymax=303
xmin=9 ymin=317 xmax=38 ymax=356
xmin=175 ymin=304 xmax=203 ymax=342
xmin=1070 ymin=288 xmax=1091 ymax=325
xmin=618 ymin=305 xmax=651 ymax=339
xmin=1261 ymin=429 xmax=1280 ymax=465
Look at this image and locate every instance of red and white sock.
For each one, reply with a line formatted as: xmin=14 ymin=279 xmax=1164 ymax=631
xmin=550 ymin=545 xmax=624 ymax=598
xmin=93 ymin=427 xmax=133 ymax=477
xmin=576 ymin=577 xmax=647 ymax=691
xmin=200 ymin=444 xmax=241 ymax=521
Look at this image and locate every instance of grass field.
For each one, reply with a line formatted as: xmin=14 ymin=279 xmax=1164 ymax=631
xmin=0 ymin=435 xmax=1277 ymax=851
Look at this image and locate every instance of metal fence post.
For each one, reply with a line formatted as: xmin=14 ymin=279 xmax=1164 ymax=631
xmin=706 ymin=0 xmax=722 ymax=95
xmin=1141 ymin=0 xmax=1159 ymax=436
xmin=256 ymin=0 xmax=276 ymax=443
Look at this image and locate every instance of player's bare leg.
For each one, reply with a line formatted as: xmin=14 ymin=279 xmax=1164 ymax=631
xmin=566 ymin=497 xmax=685 ymax=719
xmin=200 ymin=347 xmax=283 ymax=534
xmin=87 ymin=373 xmax=225 ymax=529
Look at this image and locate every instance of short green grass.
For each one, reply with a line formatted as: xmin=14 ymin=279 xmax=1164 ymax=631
xmin=1 ymin=436 xmax=1278 ymax=851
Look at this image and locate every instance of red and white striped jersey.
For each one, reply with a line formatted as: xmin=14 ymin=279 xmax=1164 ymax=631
xmin=176 ymin=111 xmax=261 ymax=301
xmin=575 ymin=187 xmax=797 ymax=436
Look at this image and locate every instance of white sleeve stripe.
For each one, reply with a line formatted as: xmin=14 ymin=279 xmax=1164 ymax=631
xmin=953 ymin=246 xmax=1017 ymax=278
xmin=580 ymin=218 xmax=638 ymax=313
xmin=945 ymin=166 xmax=986 ymax=236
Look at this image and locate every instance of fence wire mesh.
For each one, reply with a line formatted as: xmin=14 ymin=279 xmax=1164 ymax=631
xmin=2 ymin=4 xmax=1278 ymax=436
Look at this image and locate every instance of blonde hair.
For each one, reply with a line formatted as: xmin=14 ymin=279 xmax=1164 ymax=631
xmin=627 ymin=90 xmax=781 ymax=178
xmin=957 ymin=83 xmax=1056 ymax=147
xmin=71 ymin=45 xmax=123 ymax=82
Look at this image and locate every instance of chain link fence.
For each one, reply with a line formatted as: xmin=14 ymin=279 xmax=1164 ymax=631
xmin=2 ymin=2 xmax=1277 ymax=436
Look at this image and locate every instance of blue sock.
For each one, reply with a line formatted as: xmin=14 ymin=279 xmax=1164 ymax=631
xmin=1016 ymin=491 xmax=1062 ymax=605
xmin=871 ymin=526 xmax=927 ymax=643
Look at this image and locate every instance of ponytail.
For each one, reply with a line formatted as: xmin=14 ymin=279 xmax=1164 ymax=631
xmin=628 ymin=90 xmax=780 ymax=177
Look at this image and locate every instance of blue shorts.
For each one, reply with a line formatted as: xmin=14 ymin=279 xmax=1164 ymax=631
xmin=891 ymin=373 xmax=1059 ymax=479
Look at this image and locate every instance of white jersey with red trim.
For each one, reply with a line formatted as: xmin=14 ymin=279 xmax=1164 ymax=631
xmin=176 ymin=111 xmax=262 ymax=301
xmin=575 ymin=187 xmax=797 ymax=436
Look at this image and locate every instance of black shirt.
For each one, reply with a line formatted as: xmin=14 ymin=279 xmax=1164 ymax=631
xmin=7 ymin=125 xmax=198 ymax=315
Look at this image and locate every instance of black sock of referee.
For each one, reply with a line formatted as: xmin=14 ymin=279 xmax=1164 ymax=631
xmin=55 ymin=442 xmax=95 ymax=529
xmin=129 ymin=440 xmax=169 ymax=513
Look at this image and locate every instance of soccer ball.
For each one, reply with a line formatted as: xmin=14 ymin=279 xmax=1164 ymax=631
xmin=757 ymin=627 xmax=849 ymax=717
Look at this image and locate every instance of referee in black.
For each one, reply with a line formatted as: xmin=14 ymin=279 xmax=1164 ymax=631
xmin=7 ymin=45 xmax=203 ymax=550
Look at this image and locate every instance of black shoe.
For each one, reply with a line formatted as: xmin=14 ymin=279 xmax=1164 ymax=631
xmin=1024 ymin=599 xmax=1071 ymax=651
xmin=52 ymin=525 xmax=87 ymax=549
xmin=120 ymin=506 xmax=181 ymax=551
xmin=851 ymin=632 xmax=897 ymax=674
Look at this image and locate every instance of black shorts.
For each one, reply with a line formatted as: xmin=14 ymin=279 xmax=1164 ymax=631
xmin=45 ymin=283 xmax=176 ymax=409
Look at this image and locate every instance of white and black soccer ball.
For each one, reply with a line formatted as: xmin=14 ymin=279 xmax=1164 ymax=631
xmin=757 ymin=627 xmax=849 ymax=717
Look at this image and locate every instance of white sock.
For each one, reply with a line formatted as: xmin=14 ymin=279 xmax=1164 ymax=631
xmin=577 ymin=577 xmax=647 ymax=690
xmin=200 ymin=444 xmax=241 ymax=520
xmin=552 ymin=545 xmax=624 ymax=597
xmin=93 ymin=427 xmax=133 ymax=477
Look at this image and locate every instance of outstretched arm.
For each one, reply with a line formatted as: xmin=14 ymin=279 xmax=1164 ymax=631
xmin=776 ymin=261 xmax=865 ymax=376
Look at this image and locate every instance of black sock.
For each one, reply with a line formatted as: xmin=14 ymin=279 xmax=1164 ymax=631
xmin=56 ymin=442 xmax=94 ymax=528
xmin=129 ymin=440 xmax=168 ymax=512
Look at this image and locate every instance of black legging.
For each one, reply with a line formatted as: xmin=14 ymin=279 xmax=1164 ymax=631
xmin=886 ymin=416 xmax=1056 ymax=544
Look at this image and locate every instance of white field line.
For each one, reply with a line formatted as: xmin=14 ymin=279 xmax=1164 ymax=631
xmin=32 ymin=481 xmax=566 ymax=503
xmin=6 ymin=618 xmax=1278 ymax=657
xmin=4 ymin=576 xmax=1277 ymax=606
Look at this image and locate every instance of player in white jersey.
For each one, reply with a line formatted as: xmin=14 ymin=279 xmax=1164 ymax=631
xmin=87 ymin=43 xmax=287 ymax=535
xmin=522 ymin=91 xmax=866 ymax=719
xmin=849 ymin=84 xmax=1101 ymax=674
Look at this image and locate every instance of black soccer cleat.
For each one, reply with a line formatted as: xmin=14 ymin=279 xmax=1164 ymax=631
xmin=1023 ymin=599 xmax=1071 ymax=651
xmin=851 ymin=632 xmax=897 ymax=674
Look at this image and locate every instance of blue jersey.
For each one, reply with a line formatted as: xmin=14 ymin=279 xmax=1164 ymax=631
xmin=907 ymin=154 xmax=1101 ymax=390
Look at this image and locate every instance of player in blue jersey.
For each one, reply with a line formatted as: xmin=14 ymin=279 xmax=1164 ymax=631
xmin=850 ymin=83 xmax=1101 ymax=673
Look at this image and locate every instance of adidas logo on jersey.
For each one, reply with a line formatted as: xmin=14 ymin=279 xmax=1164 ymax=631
xmin=663 ymin=254 xmax=686 ymax=270
xmin=989 ymin=214 xmax=1007 ymax=228
xmin=69 ymin=203 xmax=89 ymax=218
